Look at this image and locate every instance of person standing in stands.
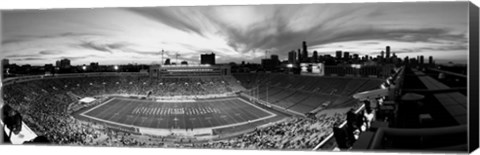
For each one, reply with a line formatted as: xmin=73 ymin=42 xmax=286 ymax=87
xmin=364 ymin=107 xmax=374 ymax=130
xmin=2 ymin=105 xmax=23 ymax=138
xmin=345 ymin=108 xmax=357 ymax=145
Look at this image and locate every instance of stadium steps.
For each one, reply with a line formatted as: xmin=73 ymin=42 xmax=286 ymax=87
xmin=283 ymin=92 xmax=314 ymax=109
xmin=340 ymin=79 xmax=370 ymax=96
xmin=273 ymin=91 xmax=303 ymax=108
xmin=268 ymin=88 xmax=296 ymax=104
xmin=259 ymin=87 xmax=284 ymax=101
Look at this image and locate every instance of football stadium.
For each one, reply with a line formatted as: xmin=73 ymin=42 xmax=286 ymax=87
xmin=1 ymin=2 xmax=477 ymax=153
xmin=2 ymin=61 xmax=387 ymax=148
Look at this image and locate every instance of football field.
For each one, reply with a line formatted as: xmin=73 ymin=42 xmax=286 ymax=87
xmin=80 ymin=97 xmax=275 ymax=129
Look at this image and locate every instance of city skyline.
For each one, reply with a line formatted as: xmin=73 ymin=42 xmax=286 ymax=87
xmin=2 ymin=2 xmax=469 ymax=66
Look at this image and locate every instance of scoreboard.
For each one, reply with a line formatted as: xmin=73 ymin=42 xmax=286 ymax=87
xmin=300 ymin=63 xmax=325 ymax=76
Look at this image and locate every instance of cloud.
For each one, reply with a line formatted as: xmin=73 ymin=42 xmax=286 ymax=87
xmin=2 ymin=38 xmax=28 ymax=45
xmin=129 ymin=7 xmax=208 ymax=36
xmin=5 ymin=54 xmax=39 ymax=58
xmin=11 ymin=57 xmax=49 ymax=61
xmin=60 ymin=55 xmax=100 ymax=61
xmin=323 ymin=27 xmax=464 ymax=44
xmin=39 ymin=50 xmax=64 ymax=55
xmin=418 ymin=45 xmax=467 ymax=52
xmin=2 ymin=32 xmax=100 ymax=45
xmin=76 ymin=41 xmax=130 ymax=53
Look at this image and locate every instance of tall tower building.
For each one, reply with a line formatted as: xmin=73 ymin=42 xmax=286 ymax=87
xmin=336 ymin=51 xmax=342 ymax=60
xmin=313 ymin=51 xmax=318 ymax=62
xmin=429 ymin=56 xmax=433 ymax=65
xmin=302 ymin=41 xmax=308 ymax=62
xmin=343 ymin=52 xmax=350 ymax=60
xmin=288 ymin=50 xmax=297 ymax=64
xmin=386 ymin=46 xmax=391 ymax=59
xmin=297 ymin=49 xmax=302 ymax=63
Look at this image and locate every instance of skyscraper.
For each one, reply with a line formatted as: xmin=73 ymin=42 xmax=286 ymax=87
xmin=343 ymin=52 xmax=350 ymax=60
xmin=313 ymin=51 xmax=318 ymax=62
xmin=297 ymin=49 xmax=302 ymax=62
xmin=336 ymin=51 xmax=342 ymax=60
xmin=288 ymin=50 xmax=297 ymax=64
xmin=420 ymin=55 xmax=424 ymax=64
xmin=429 ymin=56 xmax=433 ymax=65
xmin=386 ymin=46 xmax=391 ymax=59
xmin=302 ymin=41 xmax=308 ymax=62
xmin=200 ymin=53 xmax=216 ymax=65
xmin=380 ymin=51 xmax=385 ymax=59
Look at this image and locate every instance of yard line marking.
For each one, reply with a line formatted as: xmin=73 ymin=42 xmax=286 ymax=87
xmin=155 ymin=107 xmax=160 ymax=115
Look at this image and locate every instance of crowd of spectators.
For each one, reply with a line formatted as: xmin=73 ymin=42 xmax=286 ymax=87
xmin=192 ymin=113 xmax=345 ymax=149
xmin=3 ymin=74 xmax=348 ymax=150
xmin=3 ymin=79 xmax=111 ymax=144
xmin=51 ymin=76 xmax=245 ymax=97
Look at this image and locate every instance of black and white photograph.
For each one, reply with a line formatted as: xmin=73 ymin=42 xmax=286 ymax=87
xmin=0 ymin=0 xmax=478 ymax=154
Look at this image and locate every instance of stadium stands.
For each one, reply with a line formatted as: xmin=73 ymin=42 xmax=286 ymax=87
xmin=234 ymin=73 xmax=383 ymax=115
xmin=194 ymin=113 xmax=346 ymax=149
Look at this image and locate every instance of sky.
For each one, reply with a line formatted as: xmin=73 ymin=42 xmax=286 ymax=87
xmin=1 ymin=2 xmax=470 ymax=66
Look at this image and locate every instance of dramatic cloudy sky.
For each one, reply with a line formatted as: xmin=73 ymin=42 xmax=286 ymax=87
xmin=1 ymin=2 xmax=470 ymax=66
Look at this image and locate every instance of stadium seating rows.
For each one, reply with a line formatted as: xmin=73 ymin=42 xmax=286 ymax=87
xmin=234 ymin=73 xmax=383 ymax=114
